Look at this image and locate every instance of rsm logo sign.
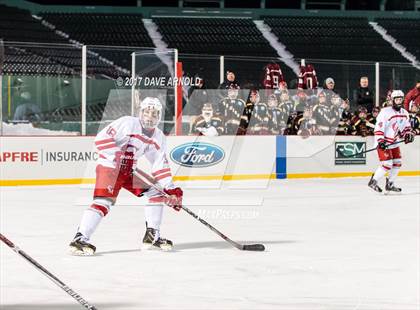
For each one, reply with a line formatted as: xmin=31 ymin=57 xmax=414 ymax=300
xmin=335 ymin=142 xmax=366 ymax=165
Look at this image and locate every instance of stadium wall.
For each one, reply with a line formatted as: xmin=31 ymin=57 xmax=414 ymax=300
xmin=0 ymin=136 xmax=419 ymax=186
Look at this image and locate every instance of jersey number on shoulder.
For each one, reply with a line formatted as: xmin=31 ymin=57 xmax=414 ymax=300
xmin=106 ymin=126 xmax=117 ymax=137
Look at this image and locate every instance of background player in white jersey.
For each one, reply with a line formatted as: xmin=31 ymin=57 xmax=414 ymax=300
xmin=69 ymin=97 xmax=183 ymax=255
xmin=368 ymin=90 xmax=415 ymax=193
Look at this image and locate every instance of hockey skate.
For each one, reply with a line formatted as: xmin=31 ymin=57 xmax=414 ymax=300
xmin=69 ymin=232 xmax=96 ymax=256
xmin=142 ymin=223 xmax=173 ymax=251
xmin=385 ymin=178 xmax=402 ymax=194
xmin=368 ymin=175 xmax=382 ymax=193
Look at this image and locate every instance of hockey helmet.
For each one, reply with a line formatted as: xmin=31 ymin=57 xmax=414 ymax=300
xmin=391 ymin=90 xmax=404 ymax=111
xmin=139 ymin=97 xmax=162 ymax=129
xmin=391 ymin=90 xmax=404 ymax=100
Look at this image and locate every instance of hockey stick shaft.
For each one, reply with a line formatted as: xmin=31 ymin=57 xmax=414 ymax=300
xmin=134 ymin=169 xmax=262 ymax=251
xmin=0 ymin=233 xmax=97 ymax=310
xmin=337 ymin=140 xmax=404 ymax=158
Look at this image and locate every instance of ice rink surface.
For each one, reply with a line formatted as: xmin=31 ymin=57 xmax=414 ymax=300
xmin=1 ymin=176 xmax=419 ymax=310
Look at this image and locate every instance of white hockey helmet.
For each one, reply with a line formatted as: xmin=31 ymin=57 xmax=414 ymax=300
xmin=139 ymin=97 xmax=162 ymax=129
xmin=390 ymin=90 xmax=404 ymax=100
xmin=390 ymin=90 xmax=404 ymax=111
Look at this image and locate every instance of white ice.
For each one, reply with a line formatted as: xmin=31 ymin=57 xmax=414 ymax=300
xmin=1 ymin=177 xmax=419 ymax=310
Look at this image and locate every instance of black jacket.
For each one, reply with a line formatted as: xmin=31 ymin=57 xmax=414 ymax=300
xmin=353 ymin=86 xmax=374 ymax=113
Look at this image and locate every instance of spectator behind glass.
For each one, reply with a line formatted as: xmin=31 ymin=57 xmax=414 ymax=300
xmin=404 ymin=81 xmax=420 ymax=111
xmin=353 ymin=76 xmax=374 ymax=113
xmin=323 ymin=77 xmax=339 ymax=105
xmin=218 ymin=70 xmax=240 ymax=102
xmin=278 ymin=90 xmax=295 ymax=125
xmin=247 ymin=93 xmax=270 ymax=135
xmin=409 ymin=103 xmax=420 ymax=135
xmin=242 ymin=89 xmax=260 ymax=133
xmin=218 ymin=70 xmax=239 ymax=90
xmin=219 ymin=84 xmax=245 ymax=132
xmin=13 ymin=91 xmax=42 ymax=122
xmin=324 ymin=77 xmax=335 ymax=91
xmin=296 ymin=105 xmax=321 ymax=137
xmin=221 ymin=85 xmax=247 ymax=135
xmin=382 ymin=90 xmax=393 ymax=107
xmin=292 ymin=90 xmax=308 ymax=113
xmin=312 ymin=91 xmax=332 ymax=135
xmin=351 ymin=106 xmax=374 ymax=137
xmin=328 ymin=94 xmax=342 ymax=135
xmin=190 ymin=103 xmax=224 ymax=137
xmin=370 ymin=106 xmax=380 ymax=126
xmin=267 ymin=94 xmax=286 ymax=135
xmin=336 ymin=99 xmax=353 ymax=135
xmin=284 ymin=110 xmax=299 ymax=135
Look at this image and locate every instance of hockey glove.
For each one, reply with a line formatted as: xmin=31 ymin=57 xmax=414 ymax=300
xmin=115 ymin=151 xmax=135 ymax=175
xmin=164 ymin=187 xmax=183 ymax=211
xmin=404 ymin=131 xmax=415 ymax=144
xmin=377 ymin=140 xmax=387 ymax=150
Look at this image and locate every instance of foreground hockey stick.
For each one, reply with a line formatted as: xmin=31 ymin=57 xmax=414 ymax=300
xmin=134 ymin=169 xmax=265 ymax=252
xmin=336 ymin=140 xmax=404 ymax=158
xmin=0 ymin=233 xmax=97 ymax=310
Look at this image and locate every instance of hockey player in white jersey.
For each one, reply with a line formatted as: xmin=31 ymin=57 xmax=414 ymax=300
xmin=368 ymin=90 xmax=415 ymax=193
xmin=69 ymin=97 xmax=183 ymax=255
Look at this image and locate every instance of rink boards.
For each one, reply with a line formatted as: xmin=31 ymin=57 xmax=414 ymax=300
xmin=0 ymin=135 xmax=419 ymax=185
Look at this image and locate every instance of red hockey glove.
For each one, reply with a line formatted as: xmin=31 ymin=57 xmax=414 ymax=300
xmin=115 ymin=151 xmax=134 ymax=175
xmin=163 ymin=187 xmax=183 ymax=211
xmin=404 ymin=131 xmax=415 ymax=144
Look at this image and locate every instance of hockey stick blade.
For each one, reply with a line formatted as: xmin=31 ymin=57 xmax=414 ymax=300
xmin=242 ymin=244 xmax=265 ymax=251
xmin=134 ymin=169 xmax=266 ymax=252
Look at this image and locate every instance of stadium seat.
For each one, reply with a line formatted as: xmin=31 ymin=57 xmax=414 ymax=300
xmin=375 ymin=18 xmax=420 ymax=60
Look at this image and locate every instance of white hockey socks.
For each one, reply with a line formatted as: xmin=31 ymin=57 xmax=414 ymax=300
xmin=372 ymin=166 xmax=387 ymax=181
xmin=388 ymin=160 xmax=402 ymax=183
xmin=373 ymin=160 xmax=392 ymax=181
xmin=144 ymin=203 xmax=163 ymax=238
xmin=77 ymin=198 xmax=112 ymax=241
xmin=77 ymin=209 xmax=102 ymax=241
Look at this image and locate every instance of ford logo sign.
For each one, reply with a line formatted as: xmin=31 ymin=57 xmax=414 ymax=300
xmin=170 ymin=142 xmax=225 ymax=168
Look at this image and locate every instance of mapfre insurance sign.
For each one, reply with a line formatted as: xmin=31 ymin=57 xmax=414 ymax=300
xmin=1 ymin=136 xmax=277 ymax=184
xmin=0 ymin=136 xmax=97 ymax=181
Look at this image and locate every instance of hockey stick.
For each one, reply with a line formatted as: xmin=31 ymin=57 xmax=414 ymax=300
xmin=134 ymin=169 xmax=265 ymax=252
xmin=0 ymin=233 xmax=98 ymax=310
xmin=336 ymin=140 xmax=404 ymax=158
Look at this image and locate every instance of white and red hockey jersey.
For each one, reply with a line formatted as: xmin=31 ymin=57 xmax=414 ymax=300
xmin=374 ymin=107 xmax=411 ymax=149
xmin=94 ymin=116 xmax=174 ymax=189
